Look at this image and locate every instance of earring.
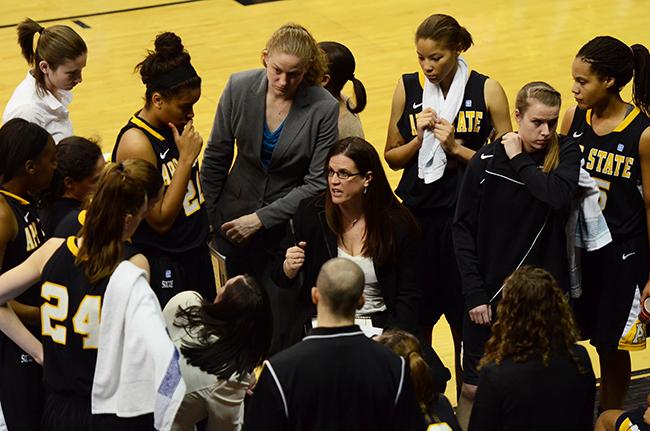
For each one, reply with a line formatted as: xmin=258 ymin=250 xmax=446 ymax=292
xmin=363 ymin=186 xmax=368 ymax=195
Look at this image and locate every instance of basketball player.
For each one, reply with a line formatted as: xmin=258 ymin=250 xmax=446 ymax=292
xmin=561 ymin=36 xmax=650 ymax=411
xmin=383 ymin=13 xmax=511 ymax=420
xmin=0 ymin=118 xmax=56 ymax=431
xmin=113 ymin=32 xmax=215 ymax=306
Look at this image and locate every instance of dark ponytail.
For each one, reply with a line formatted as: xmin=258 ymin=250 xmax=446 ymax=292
xmin=631 ymin=44 xmax=650 ymax=116
xmin=318 ymin=41 xmax=367 ymax=114
xmin=577 ymin=36 xmax=650 ymax=116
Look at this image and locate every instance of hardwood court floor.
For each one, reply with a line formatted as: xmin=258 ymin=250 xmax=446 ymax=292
xmin=1 ymin=0 xmax=649 ymax=402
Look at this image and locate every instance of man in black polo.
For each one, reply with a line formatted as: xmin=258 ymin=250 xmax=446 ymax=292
xmin=246 ymin=257 xmax=424 ymax=430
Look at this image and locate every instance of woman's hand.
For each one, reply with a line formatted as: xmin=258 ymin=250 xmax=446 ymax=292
xmin=221 ymin=213 xmax=263 ymax=245
xmin=415 ymin=108 xmax=436 ymax=147
xmin=283 ymin=241 xmax=306 ymax=279
xmin=434 ymin=117 xmax=460 ymax=155
xmin=170 ymin=119 xmax=203 ymax=165
xmin=469 ymin=304 xmax=492 ymax=325
xmin=501 ymin=132 xmax=523 ymax=159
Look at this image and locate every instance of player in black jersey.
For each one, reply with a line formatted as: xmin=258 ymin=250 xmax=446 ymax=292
xmin=113 ymin=32 xmax=215 ymax=307
xmin=383 ymin=14 xmax=511 ymax=423
xmin=39 ymin=136 xmax=104 ymax=238
xmin=0 ymin=161 xmax=161 ymax=430
xmin=561 ymin=36 xmax=650 ymax=411
xmin=0 ymin=118 xmax=55 ymax=431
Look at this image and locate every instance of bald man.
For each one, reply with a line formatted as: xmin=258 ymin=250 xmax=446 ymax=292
xmin=246 ymin=258 xmax=424 ymax=431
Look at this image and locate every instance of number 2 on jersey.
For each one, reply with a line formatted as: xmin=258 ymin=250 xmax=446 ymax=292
xmin=182 ymin=170 xmax=205 ymax=216
xmin=41 ymin=282 xmax=101 ymax=349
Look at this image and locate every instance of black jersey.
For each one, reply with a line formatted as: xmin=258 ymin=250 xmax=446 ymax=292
xmin=113 ymin=114 xmax=209 ymax=253
xmin=568 ymin=106 xmax=650 ymax=240
xmin=0 ymin=189 xmax=45 ymax=306
xmin=40 ymin=197 xmax=81 ymax=239
xmin=395 ymin=70 xmax=493 ymax=209
xmin=40 ymin=237 xmax=137 ymax=398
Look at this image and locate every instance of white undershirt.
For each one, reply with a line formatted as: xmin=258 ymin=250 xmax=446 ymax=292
xmin=337 ymin=247 xmax=387 ymax=315
xmin=3 ymin=71 xmax=73 ymax=144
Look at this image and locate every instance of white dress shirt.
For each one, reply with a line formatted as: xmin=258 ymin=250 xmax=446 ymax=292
xmin=3 ymin=71 xmax=73 ymax=143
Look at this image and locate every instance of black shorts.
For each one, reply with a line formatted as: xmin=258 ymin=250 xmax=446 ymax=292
xmin=146 ymin=243 xmax=217 ymax=308
xmin=615 ymin=405 xmax=650 ymax=431
xmin=461 ymin=310 xmax=494 ymax=386
xmin=409 ymin=207 xmax=464 ymax=331
xmin=42 ymin=392 xmax=155 ymax=431
xmin=0 ymin=331 xmax=44 ymax=431
xmin=573 ymin=236 xmax=649 ymax=352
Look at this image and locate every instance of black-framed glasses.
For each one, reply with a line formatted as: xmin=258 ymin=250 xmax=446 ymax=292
xmin=327 ymin=168 xmax=361 ymax=180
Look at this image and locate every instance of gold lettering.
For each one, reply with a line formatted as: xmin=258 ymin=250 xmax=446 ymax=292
xmin=586 ymin=148 xmax=597 ymax=170
xmin=622 ymin=157 xmax=634 ymax=179
xmin=161 ymin=164 xmax=172 ymax=186
xmin=613 ymin=154 xmax=626 ymax=177
xmin=409 ymin=114 xmax=417 ymax=136
xmin=474 ymin=112 xmax=483 ymax=132
xmin=602 ymin=153 xmax=614 ymax=176
xmin=595 ymin=150 xmax=608 ymax=172
xmin=456 ymin=112 xmax=467 ymax=133
xmin=466 ymin=111 xmax=475 ymax=133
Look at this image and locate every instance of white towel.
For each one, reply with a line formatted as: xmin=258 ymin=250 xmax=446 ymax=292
xmin=566 ymin=165 xmax=612 ymax=298
xmin=418 ymin=56 xmax=469 ymax=184
xmin=91 ymin=261 xmax=186 ymax=431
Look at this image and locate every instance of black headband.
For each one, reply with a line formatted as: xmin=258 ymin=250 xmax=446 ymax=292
xmin=147 ymin=62 xmax=198 ymax=91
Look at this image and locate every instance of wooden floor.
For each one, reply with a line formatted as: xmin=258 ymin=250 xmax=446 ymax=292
xmin=2 ymin=0 xmax=649 ymax=402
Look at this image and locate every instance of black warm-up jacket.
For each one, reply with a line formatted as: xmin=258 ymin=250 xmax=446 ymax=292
xmin=452 ymin=136 xmax=581 ymax=310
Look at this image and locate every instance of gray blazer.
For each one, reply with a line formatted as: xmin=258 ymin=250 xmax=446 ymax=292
xmin=200 ymin=69 xmax=338 ymax=235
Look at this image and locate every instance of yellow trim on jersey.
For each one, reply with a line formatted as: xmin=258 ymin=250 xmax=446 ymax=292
xmin=78 ymin=210 xmax=86 ymax=226
xmin=585 ymin=106 xmax=641 ymax=132
xmin=66 ymin=236 xmax=79 ymax=257
xmin=618 ymin=416 xmax=633 ymax=431
xmin=129 ymin=116 xmax=165 ymax=141
xmin=614 ymin=106 xmax=641 ymax=132
xmin=0 ymin=189 xmax=30 ymax=205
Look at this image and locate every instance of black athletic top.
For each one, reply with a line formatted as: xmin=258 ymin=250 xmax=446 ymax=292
xmin=0 ymin=189 xmax=45 ymax=306
xmin=246 ymin=325 xmax=424 ymax=431
xmin=113 ymin=114 xmax=209 ymax=253
xmin=453 ymin=137 xmax=581 ymax=309
xmin=395 ymin=70 xmax=493 ymax=210
xmin=615 ymin=405 xmax=650 ymax=431
xmin=40 ymin=197 xmax=81 ymax=239
xmin=568 ymin=106 xmax=650 ymax=241
xmin=40 ymin=236 xmax=137 ymax=398
xmin=53 ymin=208 xmax=85 ymax=238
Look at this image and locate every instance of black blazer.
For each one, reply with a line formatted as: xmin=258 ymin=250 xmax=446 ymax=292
xmin=273 ymin=194 xmax=422 ymax=334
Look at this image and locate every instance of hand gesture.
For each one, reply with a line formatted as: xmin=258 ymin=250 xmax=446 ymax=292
xmin=221 ymin=213 xmax=263 ymax=245
xmin=283 ymin=241 xmax=306 ymax=279
xmin=170 ymin=119 xmax=203 ymax=164
xmin=434 ymin=117 xmax=459 ymax=155
xmin=501 ymin=132 xmax=523 ymax=159
xmin=468 ymin=304 xmax=492 ymax=325
xmin=415 ymin=108 xmax=436 ymax=147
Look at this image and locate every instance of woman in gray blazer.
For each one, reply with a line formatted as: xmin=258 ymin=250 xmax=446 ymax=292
xmin=201 ymin=23 xmax=338 ymax=279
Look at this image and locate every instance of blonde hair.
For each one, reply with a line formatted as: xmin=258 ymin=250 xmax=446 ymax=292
xmin=265 ymin=23 xmax=326 ymax=85
xmin=515 ymin=81 xmax=562 ymax=173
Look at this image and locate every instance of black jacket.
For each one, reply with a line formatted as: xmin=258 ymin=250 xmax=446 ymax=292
xmin=453 ymin=137 xmax=581 ymax=310
xmin=273 ymin=194 xmax=422 ymax=334
xmin=469 ymin=345 xmax=595 ymax=431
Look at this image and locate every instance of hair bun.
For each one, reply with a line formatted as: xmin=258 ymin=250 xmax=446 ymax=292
xmin=153 ymin=32 xmax=184 ymax=58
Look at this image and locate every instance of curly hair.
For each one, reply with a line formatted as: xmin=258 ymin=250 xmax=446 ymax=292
xmin=480 ymin=266 xmax=584 ymax=371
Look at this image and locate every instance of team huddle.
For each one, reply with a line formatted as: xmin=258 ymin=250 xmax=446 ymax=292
xmin=0 ymin=10 xmax=649 ymax=431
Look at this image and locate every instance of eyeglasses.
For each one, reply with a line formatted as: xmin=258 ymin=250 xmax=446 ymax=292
xmin=327 ymin=168 xmax=361 ymax=180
